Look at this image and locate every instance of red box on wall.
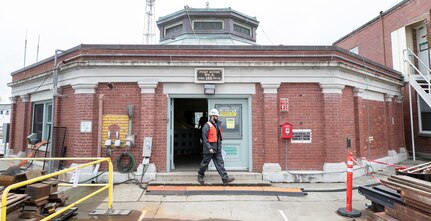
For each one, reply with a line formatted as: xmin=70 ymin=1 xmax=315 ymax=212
xmin=280 ymin=98 xmax=289 ymax=112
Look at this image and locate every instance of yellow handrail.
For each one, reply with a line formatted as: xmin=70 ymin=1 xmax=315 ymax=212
xmin=0 ymin=157 xmax=114 ymax=221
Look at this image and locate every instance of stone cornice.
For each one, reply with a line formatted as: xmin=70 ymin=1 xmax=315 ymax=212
xmin=320 ymin=83 xmax=345 ymax=94
xmin=71 ymin=83 xmax=98 ymax=94
xmin=261 ymin=83 xmax=280 ymax=94
xmin=20 ymin=94 xmax=30 ymax=102
xmin=138 ymin=82 xmax=158 ymax=94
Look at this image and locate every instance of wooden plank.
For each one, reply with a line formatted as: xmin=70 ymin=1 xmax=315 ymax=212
xmin=25 ymin=170 xmax=43 ymax=180
xmin=403 ymin=196 xmax=431 ymax=214
xmin=382 ymin=179 xmax=431 ymax=197
xmin=388 ymin=176 xmax=431 ymax=193
xmin=367 ymin=211 xmax=399 ymax=221
xmin=385 ymin=204 xmax=431 ymax=221
xmin=25 ymin=183 xmax=51 ymax=199
xmin=402 ymin=189 xmax=431 ymax=207
xmin=391 ymin=175 xmax=431 ymax=191
xmin=27 ymin=195 xmax=49 ymax=203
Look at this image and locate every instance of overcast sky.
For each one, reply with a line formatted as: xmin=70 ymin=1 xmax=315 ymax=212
xmin=0 ymin=0 xmax=402 ymax=103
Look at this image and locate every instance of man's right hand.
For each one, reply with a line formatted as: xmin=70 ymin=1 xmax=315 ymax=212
xmin=209 ymin=149 xmax=214 ymax=154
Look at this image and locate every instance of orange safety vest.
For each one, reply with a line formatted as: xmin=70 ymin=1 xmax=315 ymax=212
xmin=207 ymin=122 xmax=222 ymax=142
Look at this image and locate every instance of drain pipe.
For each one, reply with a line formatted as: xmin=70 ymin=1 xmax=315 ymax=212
xmin=97 ymin=94 xmax=105 ymax=158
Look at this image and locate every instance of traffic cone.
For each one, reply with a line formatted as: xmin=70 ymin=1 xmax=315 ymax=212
xmin=337 ymin=152 xmax=361 ymax=218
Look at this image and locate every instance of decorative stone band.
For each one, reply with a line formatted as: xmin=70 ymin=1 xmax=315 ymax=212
xmin=385 ymin=94 xmax=394 ymax=102
xmin=320 ymin=83 xmax=345 ymax=94
xmin=9 ymin=96 xmax=17 ymax=104
xmin=20 ymin=94 xmax=30 ymax=102
xmin=261 ymin=83 xmax=280 ymax=94
xmin=138 ymin=82 xmax=158 ymax=94
xmin=395 ymin=96 xmax=403 ymax=103
xmin=353 ymin=88 xmax=364 ymax=97
xmin=71 ymin=83 xmax=98 ymax=94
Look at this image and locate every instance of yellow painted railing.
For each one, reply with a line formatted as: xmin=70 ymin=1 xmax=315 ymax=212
xmin=0 ymin=157 xmax=113 ymax=221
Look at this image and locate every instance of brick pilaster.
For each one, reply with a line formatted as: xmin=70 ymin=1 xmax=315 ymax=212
xmin=354 ymin=88 xmax=366 ymax=157
xmin=261 ymin=83 xmax=280 ymax=163
xmin=321 ymin=83 xmax=345 ymax=162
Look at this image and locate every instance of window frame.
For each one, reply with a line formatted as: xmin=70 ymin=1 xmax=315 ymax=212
xmin=31 ymin=100 xmax=52 ymax=145
xmin=417 ymin=96 xmax=431 ymax=134
xmin=233 ymin=22 xmax=252 ymax=37
xmin=192 ymin=19 xmax=224 ymax=31
xmin=164 ymin=22 xmax=183 ymax=37
xmin=291 ymin=129 xmax=312 ymax=144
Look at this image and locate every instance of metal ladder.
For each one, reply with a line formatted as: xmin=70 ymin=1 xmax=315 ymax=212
xmin=403 ymin=48 xmax=431 ymax=161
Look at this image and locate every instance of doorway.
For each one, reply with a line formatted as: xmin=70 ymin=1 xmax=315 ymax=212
xmin=172 ymin=98 xmax=207 ymax=171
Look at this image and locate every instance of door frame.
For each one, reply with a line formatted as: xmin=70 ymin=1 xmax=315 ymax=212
xmin=166 ymin=94 xmax=253 ymax=172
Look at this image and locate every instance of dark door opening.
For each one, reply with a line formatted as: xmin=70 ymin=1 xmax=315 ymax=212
xmin=173 ymin=98 xmax=208 ymax=171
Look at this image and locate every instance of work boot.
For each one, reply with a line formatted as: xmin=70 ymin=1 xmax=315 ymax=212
xmin=197 ymin=176 xmax=204 ymax=185
xmin=222 ymin=177 xmax=235 ymax=185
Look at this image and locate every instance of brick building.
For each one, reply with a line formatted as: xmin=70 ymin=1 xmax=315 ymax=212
xmin=334 ymin=0 xmax=431 ymax=158
xmin=8 ymin=7 xmax=407 ymax=182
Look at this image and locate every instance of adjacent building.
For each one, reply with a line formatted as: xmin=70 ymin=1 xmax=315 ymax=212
xmin=334 ymin=0 xmax=431 ymax=158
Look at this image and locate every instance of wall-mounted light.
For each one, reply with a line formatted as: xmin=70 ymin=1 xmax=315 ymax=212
xmin=204 ymin=84 xmax=216 ymax=95
xmin=107 ymin=82 xmax=114 ymax=89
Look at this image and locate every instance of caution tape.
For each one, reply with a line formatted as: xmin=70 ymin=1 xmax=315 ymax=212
xmin=361 ymin=157 xmax=407 ymax=170
xmin=350 ymin=157 xmax=385 ymax=186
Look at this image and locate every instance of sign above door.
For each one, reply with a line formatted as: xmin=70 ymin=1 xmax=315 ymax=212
xmin=195 ymin=68 xmax=224 ymax=83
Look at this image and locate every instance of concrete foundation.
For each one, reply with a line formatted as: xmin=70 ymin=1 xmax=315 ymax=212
xmin=263 ymin=148 xmax=409 ymax=183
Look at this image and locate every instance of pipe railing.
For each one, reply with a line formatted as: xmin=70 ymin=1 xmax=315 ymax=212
xmin=0 ymin=157 xmax=113 ymax=221
xmin=403 ymin=48 xmax=431 ymax=95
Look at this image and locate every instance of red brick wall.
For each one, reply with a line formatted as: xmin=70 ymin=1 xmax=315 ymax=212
xmin=360 ymin=99 xmax=388 ymax=159
xmin=335 ymin=0 xmax=431 ymax=67
xmin=252 ymin=84 xmax=265 ymax=171
xmin=153 ymin=85 xmax=167 ymax=171
xmin=278 ymin=83 xmax=325 ymax=170
xmin=341 ymin=87 xmax=358 ymax=157
xmin=263 ymin=93 xmax=279 ymax=163
xmin=11 ymin=97 xmax=32 ymax=152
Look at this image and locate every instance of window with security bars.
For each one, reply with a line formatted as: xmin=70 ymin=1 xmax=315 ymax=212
xmin=234 ymin=24 xmax=251 ymax=36
xmin=291 ymin=129 xmax=312 ymax=143
xmin=193 ymin=21 xmax=223 ymax=30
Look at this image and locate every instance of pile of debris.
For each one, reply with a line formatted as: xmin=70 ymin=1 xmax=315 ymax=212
xmin=0 ymin=169 xmax=75 ymax=220
xmin=367 ymin=175 xmax=431 ymax=221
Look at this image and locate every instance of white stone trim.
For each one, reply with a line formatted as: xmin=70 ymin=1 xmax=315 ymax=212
xmin=138 ymin=82 xmax=158 ymax=94
xmin=163 ymin=83 xmax=255 ymax=94
xmin=9 ymin=97 xmax=17 ymax=104
xmin=320 ymin=83 xmax=345 ymax=94
xmin=353 ymin=88 xmax=364 ymax=97
xmin=396 ymin=96 xmax=403 ymax=103
xmin=71 ymin=83 xmax=98 ymax=94
xmin=261 ymin=83 xmax=280 ymax=94
xmin=20 ymin=94 xmax=30 ymax=102
xmin=385 ymin=94 xmax=394 ymax=102
xmin=31 ymin=90 xmax=52 ymax=102
xmin=362 ymin=91 xmax=384 ymax=102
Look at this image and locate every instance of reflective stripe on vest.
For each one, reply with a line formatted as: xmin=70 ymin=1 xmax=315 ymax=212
xmin=207 ymin=122 xmax=218 ymax=142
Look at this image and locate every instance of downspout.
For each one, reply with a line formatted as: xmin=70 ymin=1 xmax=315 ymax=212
xmin=97 ymin=94 xmax=105 ymax=158
xmin=380 ymin=11 xmax=387 ymax=66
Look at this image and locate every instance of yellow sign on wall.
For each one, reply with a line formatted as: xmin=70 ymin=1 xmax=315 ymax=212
xmin=101 ymin=115 xmax=129 ymax=148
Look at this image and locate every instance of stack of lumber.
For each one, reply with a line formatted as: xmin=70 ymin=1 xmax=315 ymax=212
xmin=0 ymin=187 xmax=31 ymax=221
xmin=368 ymin=175 xmax=431 ymax=221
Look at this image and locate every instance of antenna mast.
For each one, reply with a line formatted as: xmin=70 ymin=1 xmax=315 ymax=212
xmin=143 ymin=0 xmax=156 ymax=44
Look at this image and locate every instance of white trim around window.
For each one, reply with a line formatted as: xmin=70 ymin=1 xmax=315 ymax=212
xmin=417 ymin=96 xmax=431 ymax=134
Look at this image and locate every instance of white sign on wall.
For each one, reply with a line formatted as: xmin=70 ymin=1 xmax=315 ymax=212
xmin=80 ymin=121 xmax=92 ymax=133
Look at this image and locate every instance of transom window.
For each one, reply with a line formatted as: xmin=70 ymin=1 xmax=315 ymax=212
xmin=193 ymin=21 xmax=223 ymax=30
xmin=291 ymin=129 xmax=312 ymax=143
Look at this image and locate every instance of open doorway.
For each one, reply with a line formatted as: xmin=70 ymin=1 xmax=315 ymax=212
xmin=173 ymin=98 xmax=207 ymax=171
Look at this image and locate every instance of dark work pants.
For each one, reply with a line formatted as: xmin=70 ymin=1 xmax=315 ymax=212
xmin=198 ymin=151 xmax=229 ymax=181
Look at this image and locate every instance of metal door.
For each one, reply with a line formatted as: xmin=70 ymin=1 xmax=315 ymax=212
xmin=208 ymin=99 xmax=249 ymax=170
xmin=415 ymin=24 xmax=430 ymax=74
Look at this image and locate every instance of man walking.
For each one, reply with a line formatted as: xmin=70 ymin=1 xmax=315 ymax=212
xmin=198 ymin=108 xmax=234 ymax=185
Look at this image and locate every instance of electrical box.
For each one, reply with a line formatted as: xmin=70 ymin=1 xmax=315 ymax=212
xmin=281 ymin=122 xmax=293 ymax=139
xmin=143 ymin=137 xmax=152 ymax=157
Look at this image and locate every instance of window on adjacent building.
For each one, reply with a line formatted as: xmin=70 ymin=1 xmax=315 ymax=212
xmin=165 ymin=23 xmax=183 ymax=36
xmin=233 ymin=23 xmax=251 ymax=36
xmin=291 ymin=129 xmax=312 ymax=143
xmin=418 ymin=96 xmax=431 ymax=133
xmin=193 ymin=21 xmax=223 ymax=30
xmin=32 ymin=101 xmax=52 ymax=142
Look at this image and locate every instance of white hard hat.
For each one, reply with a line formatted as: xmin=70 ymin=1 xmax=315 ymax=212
xmin=209 ymin=109 xmax=220 ymax=116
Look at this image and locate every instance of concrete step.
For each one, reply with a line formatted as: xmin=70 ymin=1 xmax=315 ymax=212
xmin=151 ymin=172 xmax=270 ymax=186
xmin=155 ymin=172 xmax=263 ymax=182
